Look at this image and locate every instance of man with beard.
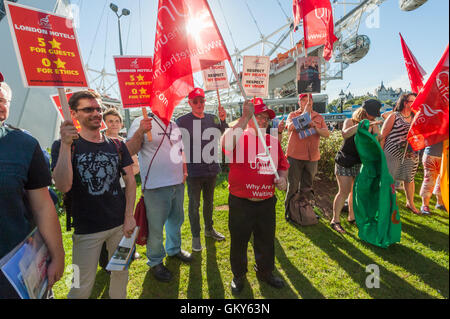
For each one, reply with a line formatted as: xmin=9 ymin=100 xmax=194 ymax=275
xmin=51 ymin=90 xmax=136 ymax=299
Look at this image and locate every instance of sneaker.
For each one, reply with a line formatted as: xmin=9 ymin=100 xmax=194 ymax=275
xmin=192 ymin=237 xmax=203 ymax=252
xmin=172 ymin=249 xmax=193 ymax=263
xmin=420 ymin=205 xmax=431 ymax=215
xmin=151 ymin=263 xmax=172 ymax=282
xmin=230 ymin=276 xmax=245 ymax=294
xmin=435 ymin=204 xmax=447 ymax=212
xmin=205 ymin=228 xmax=225 ymax=241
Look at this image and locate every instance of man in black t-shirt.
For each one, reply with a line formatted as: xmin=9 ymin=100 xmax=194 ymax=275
xmin=51 ymin=90 xmax=136 ymax=299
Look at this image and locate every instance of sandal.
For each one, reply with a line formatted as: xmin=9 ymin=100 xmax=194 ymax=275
xmin=406 ymin=204 xmax=421 ymax=215
xmin=331 ymin=222 xmax=346 ymax=234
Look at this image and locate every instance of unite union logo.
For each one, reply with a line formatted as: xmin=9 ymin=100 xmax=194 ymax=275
xmin=130 ymin=59 xmax=139 ymax=69
xmin=39 ymin=15 xmax=52 ymax=30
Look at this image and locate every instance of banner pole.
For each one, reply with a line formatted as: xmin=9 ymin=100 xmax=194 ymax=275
xmin=141 ymin=107 xmax=152 ymax=142
xmin=57 ymin=88 xmax=72 ymax=123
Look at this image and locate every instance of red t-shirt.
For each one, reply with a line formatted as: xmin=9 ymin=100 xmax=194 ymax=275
xmin=224 ymin=130 xmax=290 ymax=199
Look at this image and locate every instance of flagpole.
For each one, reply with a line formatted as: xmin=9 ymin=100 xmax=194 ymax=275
xmin=141 ymin=107 xmax=152 ymax=141
xmin=205 ymin=0 xmax=280 ymax=179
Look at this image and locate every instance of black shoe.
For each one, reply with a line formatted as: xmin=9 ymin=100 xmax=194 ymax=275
xmin=231 ymin=276 xmax=245 ymax=294
xmin=151 ymin=263 xmax=172 ymax=282
xmin=256 ymin=272 xmax=285 ymax=289
xmin=172 ymin=250 xmax=193 ymax=263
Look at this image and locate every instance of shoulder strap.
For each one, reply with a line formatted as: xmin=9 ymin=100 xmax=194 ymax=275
xmin=104 ymin=134 xmax=125 ymax=175
xmin=142 ymin=124 xmax=170 ymax=190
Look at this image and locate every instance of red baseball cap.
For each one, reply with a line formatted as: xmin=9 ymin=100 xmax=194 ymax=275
xmin=298 ymin=93 xmax=310 ymax=100
xmin=251 ymin=97 xmax=275 ymax=119
xmin=188 ymin=88 xmax=205 ymax=100
xmin=0 ymin=72 xmax=4 ymax=83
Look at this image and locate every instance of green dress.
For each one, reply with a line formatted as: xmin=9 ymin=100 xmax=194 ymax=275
xmin=353 ymin=120 xmax=401 ymax=248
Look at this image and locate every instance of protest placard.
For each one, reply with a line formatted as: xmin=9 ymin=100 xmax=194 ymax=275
xmin=114 ymin=56 xmax=153 ymax=141
xmin=113 ymin=56 xmax=153 ymax=109
xmin=241 ymin=56 xmax=270 ymax=98
xmin=297 ymin=56 xmax=321 ymax=94
xmin=5 ymin=2 xmax=88 ymax=89
xmin=201 ymin=61 xmax=229 ymax=91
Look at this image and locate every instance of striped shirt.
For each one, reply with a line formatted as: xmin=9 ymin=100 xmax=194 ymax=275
xmin=384 ymin=112 xmax=412 ymax=158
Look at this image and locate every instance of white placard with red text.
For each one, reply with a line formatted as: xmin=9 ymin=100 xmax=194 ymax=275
xmin=202 ymin=61 xmax=229 ymax=91
xmin=241 ymin=56 xmax=270 ymax=98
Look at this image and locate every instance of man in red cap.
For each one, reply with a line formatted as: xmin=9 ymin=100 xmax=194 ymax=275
xmin=285 ymin=93 xmax=330 ymax=217
xmin=221 ymin=98 xmax=289 ymax=294
xmin=176 ymin=88 xmax=228 ymax=252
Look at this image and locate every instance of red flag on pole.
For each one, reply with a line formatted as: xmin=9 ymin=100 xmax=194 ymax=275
xmin=399 ymin=33 xmax=426 ymax=95
xmin=150 ymin=0 xmax=230 ymax=125
xmin=293 ymin=0 xmax=338 ymax=61
xmin=407 ymin=45 xmax=449 ymax=151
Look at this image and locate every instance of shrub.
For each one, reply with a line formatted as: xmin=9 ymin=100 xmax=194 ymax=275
xmin=319 ymin=130 xmax=343 ymax=181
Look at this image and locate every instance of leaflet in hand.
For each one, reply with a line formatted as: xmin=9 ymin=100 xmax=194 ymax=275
xmin=106 ymin=227 xmax=139 ymax=272
xmin=0 ymin=229 xmax=50 ymax=299
xmin=292 ymin=112 xmax=316 ymax=139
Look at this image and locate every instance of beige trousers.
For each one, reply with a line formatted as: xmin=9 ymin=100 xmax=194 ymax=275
xmin=67 ymin=225 xmax=128 ymax=299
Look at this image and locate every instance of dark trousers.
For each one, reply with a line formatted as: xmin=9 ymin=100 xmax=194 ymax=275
xmin=187 ymin=175 xmax=217 ymax=238
xmin=285 ymin=157 xmax=318 ymax=213
xmin=228 ymin=194 xmax=276 ymax=278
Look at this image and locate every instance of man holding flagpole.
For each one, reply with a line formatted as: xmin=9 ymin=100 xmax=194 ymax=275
xmin=221 ymin=98 xmax=289 ymax=294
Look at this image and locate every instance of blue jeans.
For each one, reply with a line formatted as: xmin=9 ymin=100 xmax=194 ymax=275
xmin=143 ymin=184 xmax=185 ymax=267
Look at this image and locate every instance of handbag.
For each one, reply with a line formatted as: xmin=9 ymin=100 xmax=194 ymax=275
xmin=287 ymin=191 xmax=318 ymax=226
xmin=134 ymin=121 xmax=170 ymax=245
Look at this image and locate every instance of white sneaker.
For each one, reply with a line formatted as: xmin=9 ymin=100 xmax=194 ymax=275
xmin=192 ymin=237 xmax=203 ymax=252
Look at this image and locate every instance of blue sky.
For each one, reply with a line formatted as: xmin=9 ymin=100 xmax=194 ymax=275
xmin=71 ymin=0 xmax=449 ymax=102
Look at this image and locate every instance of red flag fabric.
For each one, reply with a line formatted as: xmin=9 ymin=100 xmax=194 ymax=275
xmin=295 ymin=0 xmax=338 ymax=61
xmin=408 ymin=45 xmax=449 ymax=151
xmin=400 ymin=33 xmax=426 ymax=94
xmin=150 ymin=0 xmax=230 ymax=125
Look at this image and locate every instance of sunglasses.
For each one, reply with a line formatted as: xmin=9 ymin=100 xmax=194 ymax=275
xmin=76 ymin=106 xmax=102 ymax=113
xmin=191 ymin=99 xmax=205 ymax=105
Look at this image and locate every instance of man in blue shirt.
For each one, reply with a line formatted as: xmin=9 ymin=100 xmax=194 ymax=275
xmin=176 ymin=88 xmax=228 ymax=251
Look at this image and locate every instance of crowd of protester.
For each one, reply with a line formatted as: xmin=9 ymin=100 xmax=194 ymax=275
xmin=0 ymin=74 xmax=447 ymax=298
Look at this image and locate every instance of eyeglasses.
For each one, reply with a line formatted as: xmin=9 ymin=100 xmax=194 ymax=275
xmin=76 ymin=106 xmax=102 ymax=113
xmin=191 ymin=99 xmax=205 ymax=105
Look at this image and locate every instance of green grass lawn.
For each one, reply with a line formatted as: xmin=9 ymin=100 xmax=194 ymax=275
xmin=52 ymin=172 xmax=449 ymax=299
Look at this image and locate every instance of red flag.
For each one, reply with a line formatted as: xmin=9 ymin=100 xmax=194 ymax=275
xmin=400 ymin=33 xmax=426 ymax=94
xmin=150 ymin=0 xmax=230 ymax=125
xmin=295 ymin=0 xmax=338 ymax=61
xmin=407 ymin=45 xmax=449 ymax=151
